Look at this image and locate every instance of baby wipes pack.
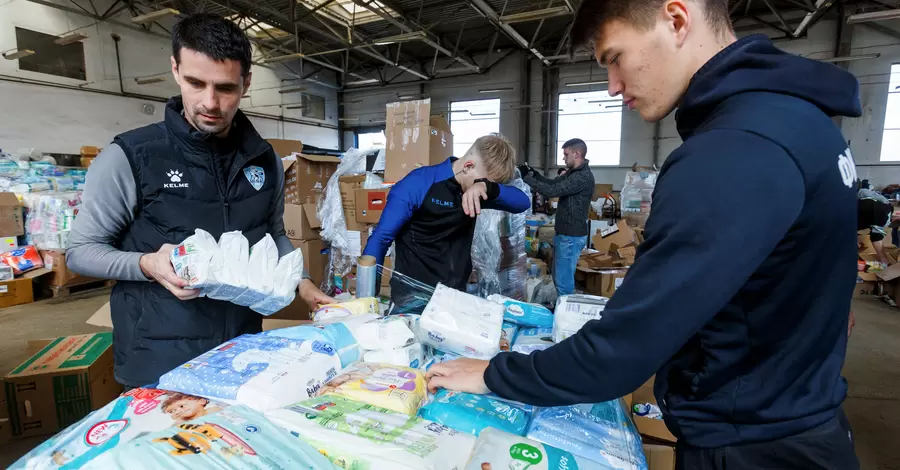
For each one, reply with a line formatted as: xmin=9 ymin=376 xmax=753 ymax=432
xmin=10 ymin=388 xmax=228 ymax=470
xmin=465 ymin=428 xmax=617 ymax=470
xmin=418 ymin=390 xmax=533 ymax=437
xmin=512 ymin=327 xmax=555 ymax=354
xmin=264 ymin=318 xmax=374 ymax=368
xmin=170 ymin=229 xmax=220 ymax=292
xmin=265 ymin=394 xmax=476 ymax=470
xmin=250 ymin=248 xmax=305 ymax=315
xmin=206 ymin=231 xmax=250 ymax=301
xmin=85 ymin=405 xmax=333 ymax=470
xmin=501 ymin=322 xmax=518 ymax=352
xmin=420 ymin=284 xmax=504 ymax=360
xmin=317 ymin=362 xmax=427 ymax=417
xmin=488 ymin=294 xmax=554 ymax=328
xmin=158 ymin=333 xmax=341 ymax=412
xmin=552 ymin=294 xmax=608 ymax=343
xmin=232 ymin=234 xmax=279 ymax=307
xmin=313 ymin=297 xmax=381 ymax=323
xmin=364 ymin=342 xmax=426 ymax=369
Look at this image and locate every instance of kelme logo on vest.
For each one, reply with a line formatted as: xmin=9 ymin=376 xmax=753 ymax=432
xmin=164 ymin=169 xmax=189 ymax=189
xmin=243 ymin=165 xmax=265 ymax=191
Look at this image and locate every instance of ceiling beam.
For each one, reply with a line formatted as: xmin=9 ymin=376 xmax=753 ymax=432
xmin=467 ymin=0 xmax=549 ymax=65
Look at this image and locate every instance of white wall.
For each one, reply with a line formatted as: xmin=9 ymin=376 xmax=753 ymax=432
xmin=0 ymin=0 xmax=341 ymax=152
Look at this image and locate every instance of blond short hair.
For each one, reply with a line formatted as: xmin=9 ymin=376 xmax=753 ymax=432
xmin=467 ymin=133 xmax=517 ymax=183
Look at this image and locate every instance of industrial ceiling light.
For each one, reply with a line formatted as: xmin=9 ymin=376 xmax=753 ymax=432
xmin=847 ymin=9 xmax=900 ymax=24
xmin=370 ymin=119 xmax=387 ymax=124
xmin=397 ymin=92 xmax=426 ymax=99
xmin=566 ymin=80 xmax=608 ymax=87
xmin=818 ymin=54 xmax=880 ymax=63
xmin=500 ymin=6 xmax=570 ymax=24
xmin=2 ymin=49 xmax=34 ymax=60
xmin=54 ymin=32 xmax=88 ymax=45
xmin=346 ymin=78 xmax=379 ymax=85
xmin=588 ymin=99 xmax=621 ymax=104
xmin=478 ymin=87 xmax=514 ymax=93
xmin=447 ymin=109 xmax=470 ymax=113
xmin=339 ymin=117 xmax=360 ymax=121
xmin=134 ymin=76 xmax=166 ymax=85
xmin=372 ymin=31 xmax=427 ymax=46
xmin=261 ymin=53 xmax=306 ymax=64
xmin=278 ymin=87 xmax=306 ymax=94
xmin=131 ymin=8 xmax=180 ymax=24
xmin=470 ymin=112 xmax=497 ymax=116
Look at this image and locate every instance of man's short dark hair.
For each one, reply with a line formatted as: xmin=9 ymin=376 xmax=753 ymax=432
xmin=562 ymin=138 xmax=588 ymax=158
xmin=172 ymin=13 xmax=253 ymax=77
xmin=572 ymin=0 xmax=732 ymax=49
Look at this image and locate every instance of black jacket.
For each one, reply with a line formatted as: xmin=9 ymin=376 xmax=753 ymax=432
xmin=524 ymin=162 xmax=594 ymax=237
xmin=110 ymin=97 xmax=281 ymax=387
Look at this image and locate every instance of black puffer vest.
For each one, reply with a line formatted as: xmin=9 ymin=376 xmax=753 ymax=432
xmin=110 ymin=97 xmax=279 ymax=387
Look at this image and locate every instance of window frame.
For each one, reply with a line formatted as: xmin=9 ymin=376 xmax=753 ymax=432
xmin=555 ymin=90 xmax=624 ymax=167
xmin=880 ymin=63 xmax=900 ymax=162
xmin=449 ymin=98 xmax=502 ymax=158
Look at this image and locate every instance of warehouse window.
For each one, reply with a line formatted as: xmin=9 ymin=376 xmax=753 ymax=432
xmin=301 ymin=93 xmax=326 ymax=120
xmin=881 ymin=64 xmax=900 ymax=161
xmin=14 ymin=27 xmax=86 ymax=81
xmin=557 ymin=90 xmax=623 ymax=166
xmin=450 ymin=99 xmax=501 ymax=158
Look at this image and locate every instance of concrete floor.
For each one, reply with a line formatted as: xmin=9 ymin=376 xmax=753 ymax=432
xmin=0 ymin=292 xmax=898 ymax=468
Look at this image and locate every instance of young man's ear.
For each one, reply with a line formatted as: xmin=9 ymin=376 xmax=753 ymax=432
xmin=463 ymin=160 xmax=476 ymax=172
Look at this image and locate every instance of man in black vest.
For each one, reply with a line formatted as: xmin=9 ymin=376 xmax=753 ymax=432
xmin=66 ymin=14 xmax=334 ymax=388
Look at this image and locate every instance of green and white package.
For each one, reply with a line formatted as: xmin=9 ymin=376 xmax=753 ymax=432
xmin=465 ymin=428 xmax=622 ymax=470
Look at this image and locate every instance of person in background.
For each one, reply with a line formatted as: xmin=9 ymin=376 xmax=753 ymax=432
xmin=363 ymin=134 xmax=530 ymax=310
xmin=427 ymin=0 xmax=862 ymax=468
xmin=518 ymin=138 xmax=595 ymax=296
xmin=858 ymin=180 xmax=894 ymax=266
xmin=66 ymin=14 xmax=334 ymax=390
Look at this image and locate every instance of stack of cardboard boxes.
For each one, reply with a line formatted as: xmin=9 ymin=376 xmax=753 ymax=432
xmin=0 ymin=193 xmax=32 ymax=308
xmin=577 ymin=220 xmax=641 ymax=298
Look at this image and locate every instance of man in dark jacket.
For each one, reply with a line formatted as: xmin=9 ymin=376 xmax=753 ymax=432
xmin=67 ymin=14 xmax=333 ymax=388
xmin=427 ymin=1 xmax=861 ymax=468
xmin=518 ymin=138 xmax=594 ymax=295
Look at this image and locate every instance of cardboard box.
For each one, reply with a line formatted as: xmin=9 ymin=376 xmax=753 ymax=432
xmin=0 ymin=193 xmax=24 ymax=237
xmin=0 ymin=277 xmax=33 ymax=308
xmin=339 ymin=175 xmax=368 ymax=231
xmin=584 ymin=269 xmax=628 ymax=298
xmin=291 ymin=238 xmax=328 ymax=287
xmin=855 ymin=272 xmax=879 ymax=298
xmin=643 ymin=444 xmax=676 ymax=470
xmin=355 ymin=188 xmax=390 ymax=224
xmin=3 ymin=333 xmax=121 ymax=439
xmin=267 ymin=139 xmax=304 ymax=158
xmin=537 ymin=225 xmax=556 ymax=243
xmin=282 ymin=153 xmax=341 ymax=205
xmin=593 ymin=221 xmax=636 ymax=255
xmin=40 ymin=250 xmax=97 ymax=287
xmin=631 ymin=376 xmax=677 ymax=444
xmin=283 ymin=203 xmax=321 ymax=241
xmin=385 ymin=99 xmax=454 ymax=182
xmin=593 ymin=184 xmax=614 ymax=200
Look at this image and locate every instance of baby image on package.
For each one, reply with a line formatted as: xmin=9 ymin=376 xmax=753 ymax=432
xmin=317 ymin=363 xmax=426 ymax=416
xmin=10 ymin=388 xmax=227 ymax=470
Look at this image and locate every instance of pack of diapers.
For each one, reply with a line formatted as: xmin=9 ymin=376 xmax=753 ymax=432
xmin=512 ymin=326 xmax=555 ymax=354
xmin=264 ymin=317 xmax=376 ymax=368
xmin=488 ymin=294 xmax=554 ymax=328
xmin=265 ymin=394 xmax=476 ymax=470
xmin=500 ymin=321 xmax=518 ymax=351
xmin=552 ymin=294 xmax=608 ymax=343
xmin=317 ymin=362 xmax=427 ymax=416
xmin=346 ymin=314 xmax=416 ymax=350
xmin=158 ymin=333 xmax=341 ymax=411
xmin=250 ymin=247 xmax=305 ymax=315
xmin=170 ymin=228 xmax=220 ymax=292
xmin=419 ymin=284 xmax=504 ymax=360
xmin=364 ymin=342 xmax=426 ymax=369
xmin=232 ymin=235 xmax=279 ymax=307
xmin=85 ymin=405 xmax=333 ymax=470
xmin=10 ymin=388 xmax=229 ymax=470
xmin=418 ymin=390 xmax=533 ymax=437
xmin=465 ymin=428 xmax=627 ymax=470
xmin=206 ymin=231 xmax=250 ymax=301
xmin=313 ymin=297 xmax=381 ymax=323
xmin=526 ymin=401 xmax=647 ymax=470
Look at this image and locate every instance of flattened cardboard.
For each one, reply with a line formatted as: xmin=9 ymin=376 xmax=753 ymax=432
xmin=283 ymin=203 xmax=321 ymax=241
xmin=355 ymin=188 xmax=391 ymax=224
xmin=4 ymin=333 xmax=121 ymax=439
xmin=0 ymin=192 xmax=24 ymax=236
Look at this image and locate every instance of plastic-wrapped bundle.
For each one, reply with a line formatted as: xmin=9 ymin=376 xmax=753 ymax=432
xmin=418 ymin=389 xmax=533 ymax=437
xmin=316 ymin=362 xmax=427 ymax=416
xmin=317 ymin=148 xmax=367 ymax=285
xmin=553 ymin=294 xmax=608 ymax=343
xmin=511 ymin=326 xmax=554 ymax=354
xmin=621 ymin=167 xmax=658 ymax=227
xmin=419 ymin=283 xmax=504 ymax=360
xmin=526 ymin=400 xmax=648 ymax=470
xmin=264 ymin=319 xmax=370 ymax=368
xmin=21 ymin=192 xmax=80 ymax=250
xmin=530 ymin=276 xmax=559 ymax=308
xmin=384 ymin=264 xmax=437 ymax=315
xmin=465 ymin=428 xmax=633 ymax=470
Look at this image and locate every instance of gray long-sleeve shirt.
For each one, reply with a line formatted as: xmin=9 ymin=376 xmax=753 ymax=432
xmin=66 ymin=143 xmax=300 ymax=281
xmin=524 ymin=161 xmax=595 ymax=237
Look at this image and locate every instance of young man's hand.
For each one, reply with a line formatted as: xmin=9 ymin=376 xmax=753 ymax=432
xmin=426 ymin=358 xmax=491 ymax=394
xmin=139 ymin=244 xmax=199 ymax=300
xmin=298 ymin=278 xmax=336 ymax=309
xmin=463 ymin=181 xmax=489 ymax=217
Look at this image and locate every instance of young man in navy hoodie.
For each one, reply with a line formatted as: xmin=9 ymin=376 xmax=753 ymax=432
xmin=427 ymin=0 xmax=862 ymax=468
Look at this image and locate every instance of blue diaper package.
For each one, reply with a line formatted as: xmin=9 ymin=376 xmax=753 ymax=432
xmin=264 ymin=321 xmax=362 ymax=367
xmin=418 ymin=389 xmax=533 ymax=436
xmin=526 ymin=400 xmax=647 ymax=470
xmin=512 ymin=326 xmax=554 ymax=354
xmin=85 ymin=405 xmax=334 ymax=469
xmin=488 ymin=294 xmax=554 ymax=327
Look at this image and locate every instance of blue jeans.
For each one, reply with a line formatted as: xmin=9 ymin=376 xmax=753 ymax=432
xmin=553 ymin=234 xmax=587 ymax=296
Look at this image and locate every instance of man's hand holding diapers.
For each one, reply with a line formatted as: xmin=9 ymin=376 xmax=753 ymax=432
xmin=139 ymin=244 xmax=200 ymax=301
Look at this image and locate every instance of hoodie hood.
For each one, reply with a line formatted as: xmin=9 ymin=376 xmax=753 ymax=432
xmin=675 ymin=34 xmax=861 ymax=139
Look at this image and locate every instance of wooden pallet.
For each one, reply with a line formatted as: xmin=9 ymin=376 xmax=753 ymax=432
xmin=46 ymin=279 xmax=115 ymax=299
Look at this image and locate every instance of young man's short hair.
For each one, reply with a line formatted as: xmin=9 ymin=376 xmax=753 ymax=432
xmin=562 ymin=138 xmax=588 ymax=158
xmin=470 ymin=133 xmax=517 ymax=183
xmin=172 ymin=13 xmax=253 ymax=77
xmin=572 ymin=0 xmax=732 ymax=48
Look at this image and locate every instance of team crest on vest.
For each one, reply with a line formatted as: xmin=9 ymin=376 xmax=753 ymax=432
xmin=243 ymin=165 xmax=265 ymax=191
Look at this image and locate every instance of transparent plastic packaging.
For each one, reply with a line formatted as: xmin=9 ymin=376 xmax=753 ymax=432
xmin=418 ymin=389 xmax=534 ymax=437
xmin=553 ymin=294 xmax=608 ymax=343
xmin=419 ymin=283 xmax=504 ymax=359
xmin=318 ymin=148 xmax=367 ymax=286
xmin=21 ymin=192 xmax=81 ymax=250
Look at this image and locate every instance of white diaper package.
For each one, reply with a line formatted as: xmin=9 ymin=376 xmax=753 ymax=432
xmin=170 ymin=229 xmax=220 ymax=292
xmin=419 ymin=284 xmax=504 ymax=360
xmin=347 ymin=314 xmax=416 ymax=351
xmin=85 ymin=405 xmax=334 ymax=470
xmin=488 ymin=294 xmax=554 ymax=328
xmin=10 ymin=388 xmax=228 ymax=470
xmin=512 ymin=326 xmax=555 ymax=354
xmin=464 ymin=428 xmax=616 ymax=470
xmin=264 ymin=317 xmax=375 ymax=368
xmin=552 ymin=294 xmax=609 ymax=343
xmin=250 ymin=248 xmax=305 ymax=315
xmin=232 ymin=234 xmax=279 ymax=307
xmin=364 ymin=342 xmax=426 ymax=369
xmin=158 ymin=333 xmax=341 ymax=412
xmin=266 ymin=394 xmax=476 ymax=470
xmin=206 ymin=231 xmax=250 ymax=301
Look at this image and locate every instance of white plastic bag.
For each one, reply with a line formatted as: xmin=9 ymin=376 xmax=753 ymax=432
xmin=347 ymin=315 xmax=416 ymax=350
xmin=170 ymin=229 xmax=219 ymax=292
xmin=250 ymin=248 xmax=305 ymax=315
xmin=552 ymin=294 xmax=608 ymax=343
xmin=419 ymin=284 xmax=504 ymax=360
xmin=206 ymin=231 xmax=249 ymax=302
xmin=232 ymin=234 xmax=278 ymax=307
xmin=364 ymin=342 xmax=425 ymax=369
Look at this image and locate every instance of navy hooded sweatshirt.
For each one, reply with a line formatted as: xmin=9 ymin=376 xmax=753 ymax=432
xmin=485 ymin=34 xmax=863 ymax=448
